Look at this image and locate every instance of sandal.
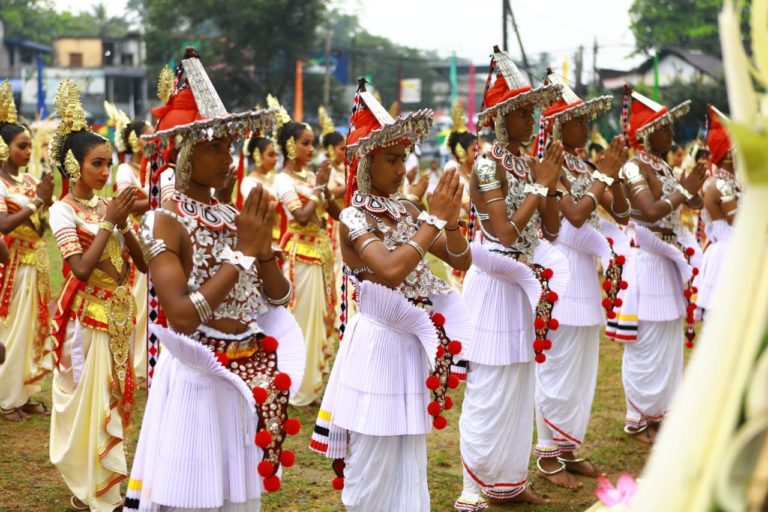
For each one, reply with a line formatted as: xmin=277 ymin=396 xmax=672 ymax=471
xmin=1 ymin=407 xmax=28 ymax=422
xmin=557 ymin=456 xmax=602 ymax=477
xmin=21 ymin=400 xmax=51 ymax=416
xmin=70 ymin=496 xmax=89 ymax=511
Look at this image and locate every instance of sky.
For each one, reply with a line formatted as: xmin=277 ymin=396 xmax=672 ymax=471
xmin=53 ymin=0 xmax=645 ymax=81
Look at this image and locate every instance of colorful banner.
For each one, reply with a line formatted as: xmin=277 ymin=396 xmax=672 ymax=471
xmin=294 ymin=59 xmax=304 ymax=122
xmin=400 ymin=78 xmax=422 ymax=104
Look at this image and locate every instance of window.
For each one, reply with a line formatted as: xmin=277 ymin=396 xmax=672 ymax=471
xmin=69 ymin=52 xmax=83 ymax=67
xmin=121 ymin=53 xmax=134 ymax=66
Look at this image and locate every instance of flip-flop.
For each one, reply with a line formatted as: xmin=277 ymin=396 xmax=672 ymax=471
xmin=70 ymin=495 xmax=89 ymax=511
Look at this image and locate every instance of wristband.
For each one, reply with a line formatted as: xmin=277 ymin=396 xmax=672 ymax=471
xmin=591 ymin=170 xmax=615 ymax=186
xmin=221 ymin=245 xmax=256 ymax=272
xmin=417 ymin=210 xmax=448 ymax=231
xmin=98 ymin=220 xmax=116 ymax=232
xmin=524 ymin=183 xmax=548 ymax=197
xmin=676 ymin=183 xmax=693 ymax=201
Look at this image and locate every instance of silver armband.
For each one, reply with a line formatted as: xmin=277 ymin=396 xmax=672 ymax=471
xmin=475 ymin=156 xmax=501 ymax=192
xmin=221 ymin=245 xmax=256 ymax=272
xmin=715 ymin=179 xmax=737 ymax=203
xmin=619 ymin=162 xmax=644 ymax=184
xmin=265 ymin=281 xmax=293 ymax=306
xmin=138 ymin=212 xmax=170 ymax=263
xmin=340 ymin=207 xmax=375 ymax=242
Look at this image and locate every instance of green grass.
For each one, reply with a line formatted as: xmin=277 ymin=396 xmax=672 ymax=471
xmin=0 ymin=333 xmax=651 ymax=512
xmin=0 ymin=236 xmax=653 ymax=511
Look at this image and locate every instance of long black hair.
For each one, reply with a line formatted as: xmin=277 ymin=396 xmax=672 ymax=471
xmin=0 ymin=122 xmax=25 ymax=147
xmin=276 ymin=122 xmax=311 ymax=158
xmin=247 ymin=136 xmax=274 ymax=163
xmin=122 ymin=120 xmax=149 ymax=155
xmin=55 ymin=131 xmax=109 ymax=179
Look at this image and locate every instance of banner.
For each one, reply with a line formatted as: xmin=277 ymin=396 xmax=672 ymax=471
xmin=399 ymin=78 xmax=422 ymax=104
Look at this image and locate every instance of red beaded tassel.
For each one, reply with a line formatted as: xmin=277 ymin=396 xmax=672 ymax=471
xmin=601 ymin=237 xmax=628 ymax=322
xmin=531 ymin=265 xmax=559 ymax=363
xmin=682 ymin=246 xmax=699 ymax=348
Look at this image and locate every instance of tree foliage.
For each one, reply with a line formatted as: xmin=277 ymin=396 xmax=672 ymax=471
xmin=629 ymin=0 xmax=723 ymax=57
xmin=0 ymin=0 xmax=130 ymax=46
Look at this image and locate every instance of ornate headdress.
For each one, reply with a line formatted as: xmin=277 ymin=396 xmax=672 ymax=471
xmin=478 ymin=45 xmax=562 ymax=138
xmin=0 ymin=80 xmax=18 ymax=125
xmin=48 ymin=79 xmax=93 ymax=176
xmin=142 ymin=48 xmax=277 ymax=191
xmin=624 ymin=86 xmax=691 ymax=149
xmin=344 ymin=77 xmax=433 ymax=204
xmin=706 ymin=105 xmax=732 ymax=166
xmin=450 ymin=99 xmax=469 ymax=135
xmin=543 ymin=68 xmax=612 ymax=140
xmin=318 ymin=106 xmax=336 ymax=138
xmin=104 ymin=100 xmax=131 ymax=153
xmin=266 ymin=94 xmax=292 ymax=139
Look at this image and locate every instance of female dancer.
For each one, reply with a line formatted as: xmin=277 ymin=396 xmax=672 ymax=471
xmin=457 ymin=46 xmax=563 ymax=509
xmin=0 ymin=80 xmax=55 ymax=421
xmin=48 ymin=79 xmax=146 ymax=511
xmin=273 ymin=101 xmax=341 ymax=406
xmin=534 ymin=71 xmax=629 ymax=488
xmin=124 ymin=50 xmax=305 ymax=511
xmin=310 ymin=79 xmax=472 ymax=512
xmin=697 ymin=105 xmax=740 ymax=315
xmin=241 ymin=134 xmax=283 ymax=243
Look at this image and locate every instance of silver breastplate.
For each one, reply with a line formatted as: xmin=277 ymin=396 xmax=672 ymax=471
xmin=563 ymin=157 xmax=599 ymax=228
xmin=503 ymin=156 xmax=540 ymax=261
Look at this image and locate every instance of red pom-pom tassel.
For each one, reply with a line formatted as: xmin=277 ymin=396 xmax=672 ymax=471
xmin=614 ymin=298 xmax=623 ymax=307
xmin=447 ymin=376 xmax=460 ymax=389
xmin=535 ymin=352 xmax=547 ymax=363
xmin=280 ymin=450 xmax=296 ymax=468
xmin=543 ymin=339 xmax=552 ymax=350
xmin=214 ymin=352 xmax=230 ymax=367
xmin=615 ymin=255 xmax=626 ymax=265
xmin=548 ymin=318 xmax=559 ymax=330
xmin=332 ymin=477 xmax=345 ymax=491
xmin=542 ymin=268 xmax=554 ymax=279
xmin=444 ymin=395 xmax=453 ymax=410
xmin=258 ymin=460 xmax=274 ymax=477
xmin=253 ymin=387 xmax=268 ymax=404
xmin=433 ymin=415 xmax=448 ymax=430
xmin=533 ymin=339 xmax=545 ymax=352
xmin=619 ymin=280 xmax=628 ymax=290
xmin=263 ymin=475 xmax=281 ymax=493
xmin=546 ymin=291 xmax=559 ymax=303
xmin=284 ymin=418 xmax=301 ymax=436
xmin=425 ymin=375 xmax=440 ymax=390
xmin=602 ymin=298 xmax=613 ymax=309
xmin=431 ymin=313 xmax=446 ymax=327
xmin=602 ymin=280 xmax=612 ymax=291
xmin=255 ymin=429 xmax=272 ymax=448
xmin=447 ymin=340 xmax=462 ymax=355
xmin=534 ymin=317 xmax=546 ymax=330
xmin=262 ymin=336 xmax=279 ymax=353
xmin=427 ymin=401 xmax=442 ymax=417
xmin=274 ymin=372 xmax=292 ymax=391
xmin=436 ymin=345 xmax=445 ymax=358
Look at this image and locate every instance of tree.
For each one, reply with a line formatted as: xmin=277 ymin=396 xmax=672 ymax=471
xmin=629 ymin=0 xmax=723 ymax=57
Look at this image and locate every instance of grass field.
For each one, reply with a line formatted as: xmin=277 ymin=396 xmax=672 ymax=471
xmin=0 ymin=238 xmax=654 ymax=511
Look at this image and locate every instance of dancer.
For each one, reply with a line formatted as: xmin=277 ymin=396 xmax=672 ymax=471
xmin=272 ymin=96 xmax=341 ymax=406
xmin=124 ymin=49 xmax=305 ymax=511
xmin=697 ymin=105 xmax=740 ymax=315
xmin=614 ymin=88 xmax=707 ymax=444
xmin=456 ymin=46 xmax=563 ymax=509
xmin=534 ymin=70 xmax=629 ymax=488
xmin=0 ymin=80 xmax=55 ymax=422
xmin=310 ymin=79 xmax=472 ymax=512
xmin=48 ymin=79 xmax=146 ymax=511
xmin=241 ymin=134 xmax=284 ymax=243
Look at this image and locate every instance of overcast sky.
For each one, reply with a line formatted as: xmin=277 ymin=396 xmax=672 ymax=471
xmin=53 ymin=0 xmax=644 ymax=81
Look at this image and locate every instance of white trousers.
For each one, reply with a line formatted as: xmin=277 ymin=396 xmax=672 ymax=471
xmin=535 ymin=325 xmax=600 ymax=454
xmin=459 ymin=362 xmax=534 ymax=500
xmin=342 ymin=432 xmax=429 ymax=512
xmin=622 ymin=319 xmax=684 ymax=428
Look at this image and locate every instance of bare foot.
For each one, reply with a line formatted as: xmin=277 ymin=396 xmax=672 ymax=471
xmin=510 ymin=487 xmax=552 ymax=504
xmin=625 ymin=426 xmax=653 ymax=445
xmin=536 ymin=458 xmax=583 ymax=489
xmin=21 ymin=400 xmax=50 ymax=416
xmin=559 ymin=457 xmax=602 ymax=478
xmin=1 ymin=408 xmax=28 ymax=422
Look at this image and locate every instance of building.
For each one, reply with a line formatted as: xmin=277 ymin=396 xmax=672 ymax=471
xmin=598 ymin=47 xmax=723 ymax=91
xmin=0 ymin=19 xmax=52 ymax=112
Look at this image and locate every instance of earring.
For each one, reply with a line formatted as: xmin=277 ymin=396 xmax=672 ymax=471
xmin=455 ymin=143 xmax=467 ymax=165
xmin=286 ymin=136 xmax=297 ymax=160
xmin=252 ymin=146 xmax=262 ymax=168
xmin=128 ymin=130 xmax=141 ymax=154
xmin=64 ymin=149 xmax=81 ymax=182
xmin=0 ymin=137 xmax=8 ymax=161
xmin=175 ymin=142 xmax=194 ymax=192
xmin=326 ymin=145 xmax=335 ymax=162
xmin=357 ymin=156 xmax=371 ymax=194
xmin=494 ymin=115 xmax=508 ymax=145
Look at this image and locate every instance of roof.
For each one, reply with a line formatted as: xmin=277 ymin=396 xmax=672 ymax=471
xmin=3 ymin=37 xmax=52 ymax=53
xmin=636 ymin=47 xmax=722 ymax=77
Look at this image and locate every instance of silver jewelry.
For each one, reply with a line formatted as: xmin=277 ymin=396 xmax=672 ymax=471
xmin=417 ymin=210 xmax=448 ymax=231
xmin=610 ymin=201 xmax=632 ymax=218
xmin=340 ymin=207 xmax=375 ymax=241
xmin=662 ymin=197 xmax=675 ymax=213
xmin=404 ymin=240 xmax=426 ymax=259
xmin=675 ymin=183 xmax=693 ymax=201
xmin=189 ymin=290 xmax=213 ymax=323
xmin=542 ymin=222 xmax=560 ymax=238
xmin=475 ymin=156 xmax=501 ymax=192
xmin=445 ymin=240 xmax=470 ymax=258
xmin=265 ymin=282 xmax=293 ymax=306
xmin=524 ymin=183 xmax=548 ymax=198
xmin=510 ymin=219 xmax=522 ymax=237
xmin=591 ymin=170 xmax=615 ymax=186
xmin=583 ymin=191 xmax=599 ymax=209
xmin=359 ymin=237 xmax=382 ymax=255
xmin=220 ymin=245 xmax=256 ymax=272
xmin=485 ymin=196 xmax=505 ymax=206
xmin=619 ymin=161 xmax=644 ymax=184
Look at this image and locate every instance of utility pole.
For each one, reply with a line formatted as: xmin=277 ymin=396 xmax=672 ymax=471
xmin=574 ymin=44 xmax=584 ymax=96
xmin=507 ymin=0 xmax=531 ymax=78
xmin=592 ymin=37 xmax=599 ymax=88
xmin=502 ymin=0 xmax=509 ymax=52
xmin=323 ymin=23 xmax=332 ymax=106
